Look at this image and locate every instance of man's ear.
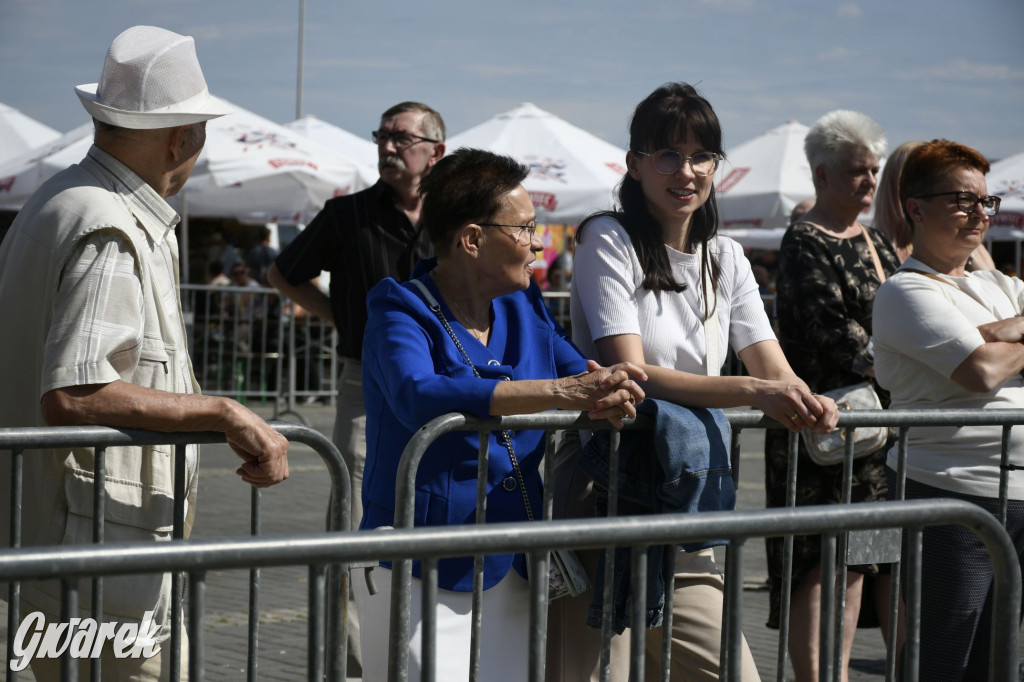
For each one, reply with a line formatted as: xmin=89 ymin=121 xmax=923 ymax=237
xmin=168 ymin=125 xmax=190 ymax=162
xmin=427 ymin=142 xmax=446 ymax=169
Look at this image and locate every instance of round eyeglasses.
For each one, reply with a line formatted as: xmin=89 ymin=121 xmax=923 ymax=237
xmin=633 ymin=150 xmax=720 ymax=177
xmin=371 ymin=129 xmax=439 ymax=149
xmin=478 ymin=221 xmax=538 ymax=245
xmin=913 ymin=190 xmax=1001 ymax=217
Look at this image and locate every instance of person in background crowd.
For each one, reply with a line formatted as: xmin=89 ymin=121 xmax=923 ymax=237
xmin=230 ymin=262 xmax=261 ymax=288
xmin=267 ymin=101 xmax=445 ymax=675
xmin=547 ymin=231 xmax=576 ymax=291
xmin=206 ymin=259 xmax=231 ymax=286
xmin=875 ymin=140 xmax=996 ymax=270
xmin=551 ymin=82 xmax=837 ymax=681
xmin=789 ymin=198 xmax=815 ymax=225
xmin=245 ymin=224 xmax=279 ymax=285
xmin=873 ymin=139 xmax=1023 ymax=682
xmin=766 ymin=109 xmax=901 ymax=682
xmin=354 ymin=148 xmax=646 ymax=680
xmin=0 ymin=26 xmax=289 ymax=680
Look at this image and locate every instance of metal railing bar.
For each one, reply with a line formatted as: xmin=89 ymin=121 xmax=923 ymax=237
xmin=659 ymin=547 xmax=673 ymax=682
xmin=189 ymin=570 xmax=206 ymax=682
xmin=247 ymin=487 xmax=260 ymax=682
xmin=421 ymin=558 xmax=438 ymax=682
xmin=469 ymin=431 xmax=488 ymax=682
xmin=528 ymin=551 xmax=549 ymax=682
xmin=904 ymin=526 xmax=923 ymax=682
xmin=60 ymin=578 xmax=78 ymax=682
xmin=629 ymin=545 xmax=647 ymax=682
xmin=777 ymin=431 xmax=798 ymax=682
xmin=307 ymin=564 xmax=326 ymax=682
xmin=725 ymin=540 xmax=745 ymax=682
xmin=90 ymin=445 xmax=106 ymax=682
xmin=6 ymin=447 xmax=22 ymax=682
xmin=819 ymin=531 xmax=837 ymax=682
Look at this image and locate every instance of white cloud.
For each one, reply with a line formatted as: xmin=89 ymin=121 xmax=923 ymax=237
xmin=836 ymin=2 xmax=863 ymax=18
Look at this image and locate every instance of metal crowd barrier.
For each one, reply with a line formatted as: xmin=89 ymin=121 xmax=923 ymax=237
xmin=180 ymin=284 xmax=339 ymax=423
xmin=0 ymin=423 xmax=350 ymax=682
xmin=389 ymin=409 xmax=1024 ymax=682
xmin=0 ymin=501 xmax=1016 ymax=682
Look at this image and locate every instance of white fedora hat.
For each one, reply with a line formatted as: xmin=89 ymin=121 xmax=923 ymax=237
xmin=75 ymin=25 xmax=232 ymax=130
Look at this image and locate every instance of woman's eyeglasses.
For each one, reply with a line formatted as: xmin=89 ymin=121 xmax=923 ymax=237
xmin=913 ymin=190 xmax=1001 ymax=216
xmin=633 ymin=150 xmax=720 ymax=177
xmin=478 ymin=221 xmax=538 ymax=245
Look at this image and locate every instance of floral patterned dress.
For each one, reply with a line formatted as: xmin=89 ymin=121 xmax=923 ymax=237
xmin=764 ymin=221 xmax=900 ymax=628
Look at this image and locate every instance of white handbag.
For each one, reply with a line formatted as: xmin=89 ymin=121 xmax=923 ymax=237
xmin=801 ymin=382 xmax=887 ymax=466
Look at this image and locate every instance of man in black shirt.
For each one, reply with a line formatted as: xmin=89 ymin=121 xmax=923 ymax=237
xmin=268 ymin=102 xmax=444 ymax=674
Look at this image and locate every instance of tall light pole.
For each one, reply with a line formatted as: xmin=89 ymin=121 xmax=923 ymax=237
xmin=296 ymin=0 xmax=305 ymax=119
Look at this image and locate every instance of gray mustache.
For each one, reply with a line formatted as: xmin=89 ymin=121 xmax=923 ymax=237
xmin=379 ymin=155 xmax=406 ymax=171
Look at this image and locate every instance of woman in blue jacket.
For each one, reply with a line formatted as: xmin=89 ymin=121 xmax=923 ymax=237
xmin=354 ymin=148 xmax=646 ymax=681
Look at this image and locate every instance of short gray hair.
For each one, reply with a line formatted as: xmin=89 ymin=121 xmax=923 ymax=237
xmin=381 ymin=101 xmax=445 ymax=142
xmin=804 ymin=109 xmax=886 ymax=173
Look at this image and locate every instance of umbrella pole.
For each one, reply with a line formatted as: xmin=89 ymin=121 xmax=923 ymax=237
xmin=296 ymin=0 xmax=305 ymax=119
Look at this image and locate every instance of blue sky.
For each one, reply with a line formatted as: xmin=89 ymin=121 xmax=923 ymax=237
xmin=2 ymin=0 xmax=1022 ymax=160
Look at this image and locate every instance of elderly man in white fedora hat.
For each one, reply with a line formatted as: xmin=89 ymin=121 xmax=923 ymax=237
xmin=0 ymin=25 xmax=289 ymax=680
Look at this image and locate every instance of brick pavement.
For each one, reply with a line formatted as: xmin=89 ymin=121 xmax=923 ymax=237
xmin=1 ymin=404 xmax=898 ymax=681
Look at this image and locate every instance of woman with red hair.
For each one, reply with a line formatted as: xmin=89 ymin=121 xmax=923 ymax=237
xmin=873 ymin=139 xmax=1023 ymax=681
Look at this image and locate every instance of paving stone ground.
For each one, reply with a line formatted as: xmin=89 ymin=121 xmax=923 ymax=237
xmin=0 ymin=404 xmax=956 ymax=680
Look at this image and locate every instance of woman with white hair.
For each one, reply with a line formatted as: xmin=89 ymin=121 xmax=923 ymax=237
xmin=765 ymin=110 xmax=901 ymax=681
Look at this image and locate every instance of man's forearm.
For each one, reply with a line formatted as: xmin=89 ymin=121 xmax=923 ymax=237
xmin=42 ymin=381 xmax=290 ymax=486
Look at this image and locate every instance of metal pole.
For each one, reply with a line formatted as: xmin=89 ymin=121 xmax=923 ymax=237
xmin=296 ymin=0 xmax=305 ymax=119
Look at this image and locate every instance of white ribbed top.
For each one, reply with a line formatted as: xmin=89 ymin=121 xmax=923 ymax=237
xmin=570 ymin=215 xmax=775 ymax=375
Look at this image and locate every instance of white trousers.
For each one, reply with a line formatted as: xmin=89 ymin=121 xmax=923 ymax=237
xmin=353 ymin=566 xmax=531 ymax=681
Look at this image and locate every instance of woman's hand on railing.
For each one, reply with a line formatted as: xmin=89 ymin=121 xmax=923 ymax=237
xmin=557 ymin=360 xmax=647 ymax=428
xmin=755 ymin=378 xmax=839 ymax=434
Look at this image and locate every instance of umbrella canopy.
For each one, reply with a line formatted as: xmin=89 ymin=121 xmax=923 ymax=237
xmin=0 ymin=122 xmax=93 ymax=208
xmin=447 ymin=102 xmax=627 ymax=224
xmin=0 ymin=98 xmax=377 ymax=221
xmin=178 ymin=97 xmax=377 ymax=222
xmin=714 ymin=120 xmax=815 ymax=230
xmin=989 ymin=150 xmax=1024 ymax=229
xmin=0 ymin=102 xmax=60 ymax=164
xmin=286 ymin=114 xmax=380 ymax=171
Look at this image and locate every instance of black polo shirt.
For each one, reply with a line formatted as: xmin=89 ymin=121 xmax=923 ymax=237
xmin=274 ymin=180 xmax=434 ymax=359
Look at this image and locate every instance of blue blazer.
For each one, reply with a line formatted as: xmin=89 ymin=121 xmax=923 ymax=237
xmin=361 ymin=269 xmax=587 ymax=591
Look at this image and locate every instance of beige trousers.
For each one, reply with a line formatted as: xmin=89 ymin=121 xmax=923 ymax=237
xmin=545 ymin=433 xmax=761 ymax=682
xmin=333 ymin=357 xmax=367 ymax=675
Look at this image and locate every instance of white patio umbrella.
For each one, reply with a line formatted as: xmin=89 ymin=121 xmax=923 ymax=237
xmin=988 ymin=150 xmax=1024 ymax=230
xmin=0 ymin=102 xmax=61 ymax=164
xmin=174 ymin=97 xmax=377 ymax=222
xmin=0 ymin=122 xmax=93 ymax=208
xmin=0 ymin=98 xmax=376 ymax=220
xmin=714 ymin=120 xmax=815 ymax=230
xmin=286 ymin=114 xmax=380 ymax=172
xmin=447 ymin=102 xmax=627 ymax=224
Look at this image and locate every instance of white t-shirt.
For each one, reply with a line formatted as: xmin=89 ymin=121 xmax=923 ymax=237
xmin=570 ymin=215 xmax=776 ymax=375
xmin=873 ymin=256 xmax=1024 ymax=499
